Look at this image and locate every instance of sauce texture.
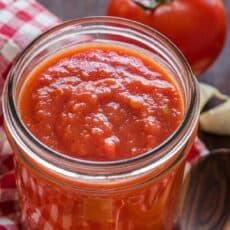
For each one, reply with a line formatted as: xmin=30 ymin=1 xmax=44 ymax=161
xmin=14 ymin=43 xmax=188 ymax=230
xmin=19 ymin=44 xmax=183 ymax=161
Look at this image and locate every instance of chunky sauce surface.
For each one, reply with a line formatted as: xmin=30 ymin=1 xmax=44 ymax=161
xmin=19 ymin=44 xmax=183 ymax=161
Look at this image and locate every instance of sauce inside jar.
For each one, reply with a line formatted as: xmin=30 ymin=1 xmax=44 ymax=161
xmin=19 ymin=44 xmax=183 ymax=161
xmin=14 ymin=43 xmax=189 ymax=230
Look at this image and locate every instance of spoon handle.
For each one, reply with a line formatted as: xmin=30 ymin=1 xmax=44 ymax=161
xmin=178 ymin=150 xmax=230 ymax=230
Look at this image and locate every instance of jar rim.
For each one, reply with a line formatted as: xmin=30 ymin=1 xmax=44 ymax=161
xmin=3 ymin=16 xmax=200 ymax=181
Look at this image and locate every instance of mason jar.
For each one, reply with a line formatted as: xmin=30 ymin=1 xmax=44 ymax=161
xmin=2 ymin=17 xmax=200 ymax=230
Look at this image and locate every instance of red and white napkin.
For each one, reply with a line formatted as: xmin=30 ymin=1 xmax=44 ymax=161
xmin=0 ymin=1 xmax=208 ymax=229
xmin=0 ymin=1 xmax=60 ymax=229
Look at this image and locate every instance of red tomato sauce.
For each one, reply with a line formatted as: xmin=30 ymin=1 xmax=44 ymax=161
xmin=14 ymin=44 xmax=188 ymax=230
xmin=19 ymin=44 xmax=183 ymax=161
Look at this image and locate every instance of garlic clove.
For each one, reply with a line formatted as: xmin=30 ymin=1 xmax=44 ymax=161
xmin=199 ymin=100 xmax=230 ymax=135
xmin=199 ymin=83 xmax=229 ymax=111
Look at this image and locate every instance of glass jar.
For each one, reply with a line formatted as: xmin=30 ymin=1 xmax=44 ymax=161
xmin=2 ymin=17 xmax=200 ymax=230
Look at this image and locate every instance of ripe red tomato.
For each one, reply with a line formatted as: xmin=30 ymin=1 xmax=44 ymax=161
xmin=107 ymin=0 xmax=227 ymax=76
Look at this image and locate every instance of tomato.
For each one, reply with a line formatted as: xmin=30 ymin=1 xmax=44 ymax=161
xmin=107 ymin=0 xmax=227 ymax=76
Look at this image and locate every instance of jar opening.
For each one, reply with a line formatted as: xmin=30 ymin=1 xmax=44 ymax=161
xmin=3 ymin=17 xmax=200 ymax=182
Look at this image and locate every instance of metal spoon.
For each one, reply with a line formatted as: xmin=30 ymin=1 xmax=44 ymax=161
xmin=177 ymin=149 xmax=230 ymax=230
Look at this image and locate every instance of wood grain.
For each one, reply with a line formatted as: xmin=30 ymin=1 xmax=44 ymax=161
xmin=178 ymin=151 xmax=230 ymax=230
xmin=38 ymin=0 xmax=108 ymax=20
xmin=37 ymin=0 xmax=230 ymax=150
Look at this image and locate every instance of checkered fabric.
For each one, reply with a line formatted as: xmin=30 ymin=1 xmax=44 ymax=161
xmin=0 ymin=1 xmax=208 ymax=229
xmin=0 ymin=1 xmax=60 ymax=229
xmin=0 ymin=0 xmax=60 ymax=82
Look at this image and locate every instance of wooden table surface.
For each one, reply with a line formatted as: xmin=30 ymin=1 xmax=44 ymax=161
xmin=38 ymin=0 xmax=230 ymax=150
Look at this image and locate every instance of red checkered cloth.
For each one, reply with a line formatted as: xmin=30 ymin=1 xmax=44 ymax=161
xmin=0 ymin=1 xmax=208 ymax=229
xmin=0 ymin=1 xmax=60 ymax=229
